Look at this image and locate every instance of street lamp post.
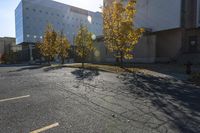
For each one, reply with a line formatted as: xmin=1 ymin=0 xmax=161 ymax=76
xmin=27 ymin=35 xmax=33 ymax=62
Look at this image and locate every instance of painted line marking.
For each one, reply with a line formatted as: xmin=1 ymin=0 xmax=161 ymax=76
xmin=30 ymin=123 xmax=59 ymax=133
xmin=0 ymin=95 xmax=30 ymax=103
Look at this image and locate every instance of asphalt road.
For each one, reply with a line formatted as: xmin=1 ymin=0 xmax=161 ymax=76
xmin=0 ymin=65 xmax=200 ymax=133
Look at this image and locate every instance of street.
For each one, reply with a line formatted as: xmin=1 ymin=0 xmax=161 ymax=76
xmin=0 ymin=65 xmax=200 ymax=133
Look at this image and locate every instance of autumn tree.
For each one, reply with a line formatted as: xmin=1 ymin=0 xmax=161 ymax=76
xmin=56 ymin=31 xmax=70 ymax=64
xmin=75 ymin=25 xmax=95 ymax=68
xmin=37 ymin=24 xmax=57 ymax=65
xmin=103 ymin=0 xmax=144 ymax=66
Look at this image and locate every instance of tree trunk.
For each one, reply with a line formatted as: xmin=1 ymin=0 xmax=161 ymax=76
xmin=120 ymin=51 xmax=123 ymax=68
xmin=48 ymin=57 xmax=51 ymax=65
xmin=61 ymin=57 xmax=65 ymax=64
xmin=82 ymin=62 xmax=84 ymax=68
xmin=82 ymin=57 xmax=84 ymax=68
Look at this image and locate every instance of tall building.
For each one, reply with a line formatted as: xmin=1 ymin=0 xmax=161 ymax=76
xmin=15 ymin=0 xmax=103 ymax=61
xmin=102 ymin=0 xmax=200 ymax=63
xmin=15 ymin=0 xmax=103 ymax=45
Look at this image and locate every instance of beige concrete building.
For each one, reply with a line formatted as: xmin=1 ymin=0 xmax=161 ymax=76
xmin=0 ymin=37 xmax=22 ymax=63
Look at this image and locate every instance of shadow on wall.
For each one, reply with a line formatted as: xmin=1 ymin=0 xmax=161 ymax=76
xmin=119 ymin=72 xmax=200 ymax=133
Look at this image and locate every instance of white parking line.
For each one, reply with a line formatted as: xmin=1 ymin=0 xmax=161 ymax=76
xmin=30 ymin=123 xmax=59 ymax=133
xmin=0 ymin=95 xmax=30 ymax=103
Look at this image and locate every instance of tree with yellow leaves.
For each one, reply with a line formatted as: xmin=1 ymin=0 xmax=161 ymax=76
xmin=75 ymin=25 xmax=95 ymax=68
xmin=37 ymin=24 xmax=57 ymax=65
xmin=103 ymin=0 xmax=144 ymax=66
xmin=56 ymin=31 xmax=70 ymax=64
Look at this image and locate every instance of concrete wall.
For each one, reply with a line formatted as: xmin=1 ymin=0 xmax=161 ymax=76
xmin=104 ymin=0 xmax=182 ymax=32
xmin=155 ymin=29 xmax=183 ymax=62
xmin=133 ymin=34 xmax=156 ymax=63
xmin=89 ymin=34 xmax=156 ymax=63
xmin=183 ymin=0 xmax=198 ymax=28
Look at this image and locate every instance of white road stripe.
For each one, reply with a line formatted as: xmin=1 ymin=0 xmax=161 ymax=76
xmin=0 ymin=95 xmax=30 ymax=103
xmin=30 ymin=123 xmax=59 ymax=133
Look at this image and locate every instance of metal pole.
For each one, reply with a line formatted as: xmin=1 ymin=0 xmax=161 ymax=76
xmin=29 ymin=44 xmax=33 ymax=61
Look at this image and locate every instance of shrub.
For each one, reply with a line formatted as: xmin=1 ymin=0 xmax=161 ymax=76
xmin=190 ymin=73 xmax=200 ymax=85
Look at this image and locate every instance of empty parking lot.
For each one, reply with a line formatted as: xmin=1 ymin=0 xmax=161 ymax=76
xmin=0 ymin=65 xmax=200 ymax=133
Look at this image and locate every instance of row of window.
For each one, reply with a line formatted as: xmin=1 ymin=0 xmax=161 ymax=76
xmin=26 ymin=7 xmax=64 ymax=18
xmin=26 ymin=34 xmax=43 ymax=39
xmin=25 ymin=7 xmax=102 ymax=26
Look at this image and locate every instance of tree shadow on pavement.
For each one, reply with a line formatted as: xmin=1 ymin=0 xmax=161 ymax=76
xmin=119 ymin=72 xmax=200 ymax=133
xmin=9 ymin=65 xmax=46 ymax=72
xmin=71 ymin=69 xmax=100 ymax=81
xmin=43 ymin=65 xmax=68 ymax=72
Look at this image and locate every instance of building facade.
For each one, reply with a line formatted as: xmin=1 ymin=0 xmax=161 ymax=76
xmin=15 ymin=0 xmax=103 ymax=61
xmin=0 ymin=37 xmax=22 ymax=64
xmin=102 ymin=0 xmax=200 ymax=64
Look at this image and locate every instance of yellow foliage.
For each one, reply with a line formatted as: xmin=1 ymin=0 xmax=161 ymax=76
xmin=56 ymin=31 xmax=70 ymax=64
xmin=75 ymin=25 xmax=95 ymax=61
xmin=37 ymin=24 xmax=57 ymax=63
xmin=103 ymin=0 xmax=144 ymax=61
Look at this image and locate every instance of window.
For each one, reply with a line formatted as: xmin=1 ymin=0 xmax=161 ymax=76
xmin=46 ymin=12 xmax=49 ymax=15
xmin=57 ymin=14 xmax=60 ymax=17
xmin=26 ymin=7 xmax=29 ymax=10
xmin=39 ymin=10 xmax=42 ymax=13
xmin=26 ymin=16 xmax=30 ymax=19
xmin=34 ymin=35 xmax=37 ymax=38
xmin=33 ymin=9 xmax=36 ymax=12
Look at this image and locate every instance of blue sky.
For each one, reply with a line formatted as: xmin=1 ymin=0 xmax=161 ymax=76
xmin=0 ymin=0 xmax=102 ymax=37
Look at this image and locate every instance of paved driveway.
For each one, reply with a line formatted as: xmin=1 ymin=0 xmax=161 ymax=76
xmin=0 ymin=65 xmax=200 ymax=133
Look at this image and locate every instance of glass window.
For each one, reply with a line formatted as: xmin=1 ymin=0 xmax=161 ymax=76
xmin=26 ymin=7 xmax=29 ymax=10
xmin=33 ymin=9 xmax=36 ymax=12
xmin=15 ymin=1 xmax=24 ymax=44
